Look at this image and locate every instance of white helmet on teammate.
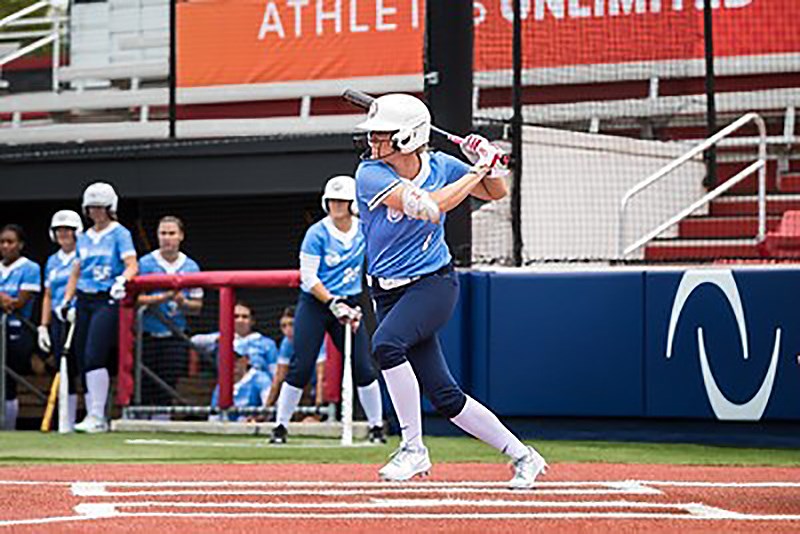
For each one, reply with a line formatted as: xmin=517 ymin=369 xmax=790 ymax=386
xmin=321 ymin=175 xmax=358 ymax=215
xmin=82 ymin=181 xmax=118 ymax=216
xmin=355 ymin=93 xmax=431 ymax=154
xmin=49 ymin=209 xmax=83 ymax=243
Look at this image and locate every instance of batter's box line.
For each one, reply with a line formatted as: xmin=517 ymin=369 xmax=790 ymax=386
xmin=69 ymin=480 xmax=661 ymax=497
xmin=70 ymin=486 xmax=659 ymax=498
xmin=72 ymin=498 xmax=706 ymax=513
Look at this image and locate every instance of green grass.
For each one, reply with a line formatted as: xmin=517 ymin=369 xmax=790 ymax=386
xmin=1 ymin=432 xmax=800 ymax=466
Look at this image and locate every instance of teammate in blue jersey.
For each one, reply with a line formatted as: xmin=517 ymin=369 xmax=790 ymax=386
xmin=38 ymin=210 xmax=83 ymax=430
xmin=61 ymin=182 xmax=139 ymax=433
xmin=137 ymin=216 xmax=203 ymax=412
xmin=270 ymin=175 xmax=384 ymax=444
xmin=0 ymin=224 xmax=41 ymax=430
xmin=354 ymin=93 xmax=547 ymax=488
xmin=191 ymin=302 xmax=278 ymax=418
xmin=265 ymin=306 xmax=327 ymax=410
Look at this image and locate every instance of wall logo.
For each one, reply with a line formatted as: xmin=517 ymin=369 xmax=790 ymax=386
xmin=665 ymin=269 xmax=781 ymax=421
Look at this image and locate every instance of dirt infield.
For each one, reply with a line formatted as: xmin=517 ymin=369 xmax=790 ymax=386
xmin=1 ymin=463 xmax=799 ymax=533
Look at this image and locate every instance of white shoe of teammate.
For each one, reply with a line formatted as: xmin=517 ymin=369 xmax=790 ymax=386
xmin=378 ymin=443 xmax=432 ymax=481
xmin=508 ymin=446 xmax=548 ymax=490
xmin=74 ymin=415 xmax=109 ymax=434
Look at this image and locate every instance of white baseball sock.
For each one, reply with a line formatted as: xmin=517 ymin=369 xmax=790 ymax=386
xmin=382 ymin=362 xmax=424 ymax=450
xmin=357 ymin=380 xmax=383 ymax=428
xmin=275 ymin=383 xmax=303 ymax=427
xmin=4 ymin=399 xmax=18 ymax=430
xmin=85 ymin=368 xmax=109 ymax=420
xmin=450 ymin=395 xmax=530 ymax=460
xmin=68 ymin=394 xmax=78 ymax=429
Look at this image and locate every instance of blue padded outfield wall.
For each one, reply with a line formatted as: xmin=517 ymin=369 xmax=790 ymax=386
xmin=435 ymin=268 xmax=800 ymax=421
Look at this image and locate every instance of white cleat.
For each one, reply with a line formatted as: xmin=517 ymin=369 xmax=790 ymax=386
xmin=508 ymin=446 xmax=548 ymax=490
xmin=378 ymin=443 xmax=432 ymax=481
xmin=73 ymin=415 xmax=109 ymax=434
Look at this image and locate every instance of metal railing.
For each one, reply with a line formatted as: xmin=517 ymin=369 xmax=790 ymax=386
xmin=128 ymin=303 xmax=336 ymax=421
xmin=619 ymin=112 xmax=767 ymax=257
xmin=0 ymin=1 xmax=67 ymax=92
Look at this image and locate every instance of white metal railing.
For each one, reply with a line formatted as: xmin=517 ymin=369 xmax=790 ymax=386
xmin=0 ymin=1 xmax=66 ymax=92
xmin=619 ymin=112 xmax=767 ymax=257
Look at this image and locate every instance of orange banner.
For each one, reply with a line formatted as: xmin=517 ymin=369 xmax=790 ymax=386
xmin=178 ymin=0 xmax=799 ymax=88
xmin=178 ymin=0 xmax=424 ymax=87
xmin=474 ymin=0 xmax=800 ymax=71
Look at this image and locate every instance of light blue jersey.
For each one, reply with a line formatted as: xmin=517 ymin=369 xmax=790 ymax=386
xmin=211 ymin=368 xmax=273 ymax=413
xmin=44 ymin=250 xmax=77 ymax=313
xmin=76 ymin=222 xmax=136 ymax=293
xmin=277 ymin=336 xmax=327 ymax=366
xmin=193 ymin=331 xmax=278 ymax=373
xmin=139 ymin=251 xmax=203 ymax=336
xmin=355 ymin=151 xmax=469 ymax=279
xmin=299 ymin=217 xmax=365 ymax=297
xmin=0 ymin=257 xmax=41 ymax=322
xmin=205 ymin=332 xmax=278 ymax=416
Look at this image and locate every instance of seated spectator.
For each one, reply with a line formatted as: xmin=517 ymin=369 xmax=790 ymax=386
xmin=265 ymin=306 xmax=327 ymax=415
xmin=190 ymin=301 xmax=278 ymax=419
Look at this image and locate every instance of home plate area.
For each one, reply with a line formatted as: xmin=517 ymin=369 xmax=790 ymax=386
xmin=1 ymin=464 xmax=800 ymax=533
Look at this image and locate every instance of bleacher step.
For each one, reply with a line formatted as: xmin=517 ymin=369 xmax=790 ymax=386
xmin=644 ymin=239 xmax=762 ymax=261
xmin=779 ymin=173 xmax=800 ymax=193
xmin=710 ymin=194 xmax=800 ymax=216
xmin=678 ymin=216 xmax=780 ymax=238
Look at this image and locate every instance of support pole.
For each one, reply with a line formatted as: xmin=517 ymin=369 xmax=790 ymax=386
xmin=702 ymin=0 xmax=718 ymax=190
xmin=511 ymin=0 xmax=523 ymax=266
xmin=218 ymin=287 xmax=236 ymax=410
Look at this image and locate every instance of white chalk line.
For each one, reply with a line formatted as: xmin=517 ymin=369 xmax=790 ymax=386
xmin=3 ymin=478 xmax=800 ymax=527
xmin=124 ymin=438 xmax=378 ymax=449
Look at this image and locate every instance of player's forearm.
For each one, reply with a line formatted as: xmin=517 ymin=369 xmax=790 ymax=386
xmin=136 ymin=293 xmax=171 ymax=306
xmin=479 ymin=175 xmax=509 ymax=200
xmin=8 ymin=291 xmax=31 ymax=311
xmin=431 ymin=168 xmax=489 ymax=213
xmin=182 ymin=298 xmax=203 ymax=315
xmin=121 ymin=257 xmax=139 ymax=281
xmin=310 ymin=282 xmax=333 ymax=303
xmin=41 ymin=289 xmax=52 ymax=326
xmin=62 ymin=263 xmax=79 ymax=303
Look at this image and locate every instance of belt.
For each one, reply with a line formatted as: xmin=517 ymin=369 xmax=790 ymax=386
xmin=78 ymin=290 xmax=111 ymax=300
xmin=367 ymin=263 xmax=453 ymax=292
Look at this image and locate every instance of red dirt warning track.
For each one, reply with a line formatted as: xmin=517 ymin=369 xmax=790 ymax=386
xmin=1 ymin=463 xmax=799 ymax=533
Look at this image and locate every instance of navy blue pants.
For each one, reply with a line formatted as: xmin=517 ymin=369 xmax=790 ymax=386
xmin=285 ymin=292 xmax=378 ymax=390
xmin=370 ymin=266 xmax=467 ymax=419
xmin=3 ymin=321 xmax=33 ymax=401
xmin=74 ymin=292 xmax=119 ymax=375
xmin=50 ymin=318 xmax=78 ymax=395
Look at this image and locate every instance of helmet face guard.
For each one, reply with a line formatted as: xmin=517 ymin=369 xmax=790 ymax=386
xmin=355 ymin=94 xmax=431 ymax=155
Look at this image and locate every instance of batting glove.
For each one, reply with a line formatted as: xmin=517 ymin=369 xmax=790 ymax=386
xmin=459 ymin=134 xmax=490 ymax=164
xmin=110 ymin=275 xmax=127 ymax=301
xmin=327 ymin=297 xmax=362 ymax=325
xmin=37 ymin=325 xmax=51 ymax=353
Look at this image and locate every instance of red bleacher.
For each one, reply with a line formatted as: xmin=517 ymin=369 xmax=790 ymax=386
xmin=644 ymin=157 xmax=800 ymax=262
xmin=763 ymin=210 xmax=800 ymax=257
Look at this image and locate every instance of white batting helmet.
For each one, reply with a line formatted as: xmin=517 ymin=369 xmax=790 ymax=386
xmin=355 ymin=94 xmax=431 ymax=154
xmin=321 ymin=175 xmax=358 ymax=215
xmin=49 ymin=209 xmax=83 ymax=243
xmin=82 ymin=182 xmax=118 ymax=215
